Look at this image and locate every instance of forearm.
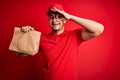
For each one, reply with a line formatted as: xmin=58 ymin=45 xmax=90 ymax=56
xmin=70 ymin=15 xmax=104 ymax=34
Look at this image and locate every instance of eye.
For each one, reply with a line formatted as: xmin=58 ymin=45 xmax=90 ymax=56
xmin=58 ymin=15 xmax=62 ymax=19
xmin=49 ymin=15 xmax=54 ymax=19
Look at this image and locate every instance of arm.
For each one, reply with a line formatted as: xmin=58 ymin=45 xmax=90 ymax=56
xmin=52 ymin=7 xmax=104 ymax=40
xmin=70 ymin=15 xmax=104 ymax=40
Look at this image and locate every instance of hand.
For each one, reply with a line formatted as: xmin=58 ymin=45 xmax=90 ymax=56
xmin=51 ymin=7 xmax=71 ymax=20
xmin=21 ymin=25 xmax=34 ymax=33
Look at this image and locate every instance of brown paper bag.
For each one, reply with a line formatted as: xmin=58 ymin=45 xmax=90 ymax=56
xmin=9 ymin=27 xmax=41 ymax=56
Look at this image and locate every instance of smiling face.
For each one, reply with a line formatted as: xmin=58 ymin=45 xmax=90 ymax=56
xmin=48 ymin=13 xmax=66 ymax=32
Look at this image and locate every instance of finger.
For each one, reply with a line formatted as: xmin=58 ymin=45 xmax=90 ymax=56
xmin=27 ymin=26 xmax=34 ymax=32
xmin=21 ymin=27 xmax=27 ymax=32
xmin=53 ymin=7 xmax=62 ymax=11
xmin=26 ymin=26 xmax=29 ymax=32
xmin=51 ymin=8 xmax=57 ymax=12
xmin=53 ymin=7 xmax=63 ymax=14
xmin=29 ymin=26 xmax=34 ymax=31
xmin=23 ymin=26 xmax=29 ymax=32
xmin=53 ymin=7 xmax=57 ymax=10
xmin=27 ymin=26 xmax=31 ymax=32
xmin=24 ymin=26 xmax=29 ymax=32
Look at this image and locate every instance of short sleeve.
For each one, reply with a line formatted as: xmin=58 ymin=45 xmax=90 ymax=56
xmin=73 ymin=29 xmax=85 ymax=44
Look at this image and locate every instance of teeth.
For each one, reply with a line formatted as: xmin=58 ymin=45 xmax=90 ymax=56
xmin=52 ymin=23 xmax=60 ymax=26
xmin=53 ymin=24 xmax=59 ymax=25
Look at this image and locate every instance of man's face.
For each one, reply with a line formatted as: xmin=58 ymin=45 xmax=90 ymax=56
xmin=48 ymin=13 xmax=66 ymax=31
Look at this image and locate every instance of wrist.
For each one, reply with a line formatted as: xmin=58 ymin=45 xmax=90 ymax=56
xmin=69 ymin=14 xmax=74 ymax=20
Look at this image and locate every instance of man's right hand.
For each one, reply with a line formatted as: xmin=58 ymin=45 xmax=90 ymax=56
xmin=21 ymin=25 xmax=34 ymax=33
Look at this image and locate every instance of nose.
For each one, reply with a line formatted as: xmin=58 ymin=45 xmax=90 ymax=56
xmin=53 ymin=17 xmax=59 ymax=22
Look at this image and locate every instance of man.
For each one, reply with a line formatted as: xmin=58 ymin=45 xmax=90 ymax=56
xmin=20 ymin=4 xmax=104 ymax=80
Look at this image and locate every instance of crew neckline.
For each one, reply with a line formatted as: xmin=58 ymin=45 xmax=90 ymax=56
xmin=51 ymin=30 xmax=68 ymax=37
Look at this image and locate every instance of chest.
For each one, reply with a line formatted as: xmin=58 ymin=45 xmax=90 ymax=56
xmin=40 ymin=34 xmax=69 ymax=52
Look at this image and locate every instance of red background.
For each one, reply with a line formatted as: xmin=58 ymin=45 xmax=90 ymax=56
xmin=0 ymin=0 xmax=120 ymax=80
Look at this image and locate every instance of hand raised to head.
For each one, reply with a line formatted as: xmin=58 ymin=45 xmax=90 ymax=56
xmin=51 ymin=7 xmax=71 ymax=20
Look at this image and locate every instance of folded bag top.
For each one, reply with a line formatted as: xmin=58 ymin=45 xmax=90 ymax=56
xmin=9 ymin=27 xmax=41 ymax=56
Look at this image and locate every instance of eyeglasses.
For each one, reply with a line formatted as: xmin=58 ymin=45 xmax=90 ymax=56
xmin=49 ymin=14 xmax=64 ymax=20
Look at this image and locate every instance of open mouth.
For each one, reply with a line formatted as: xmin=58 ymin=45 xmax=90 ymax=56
xmin=52 ymin=23 xmax=60 ymax=27
xmin=51 ymin=23 xmax=61 ymax=30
